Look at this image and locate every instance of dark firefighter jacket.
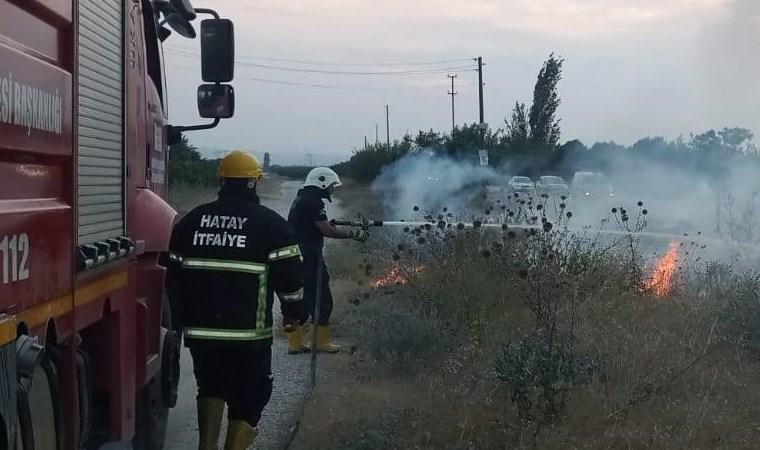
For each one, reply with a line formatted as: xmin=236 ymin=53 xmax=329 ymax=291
xmin=165 ymin=188 xmax=304 ymax=349
xmin=287 ymin=186 xmax=330 ymax=248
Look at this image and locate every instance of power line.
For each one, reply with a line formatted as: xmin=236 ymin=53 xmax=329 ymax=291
xmin=166 ymin=64 xmax=475 ymax=91
xmin=236 ymin=75 xmax=472 ymax=90
xmin=236 ymin=61 xmax=477 ymax=76
xmin=164 ymin=45 xmax=474 ymax=67
xmin=164 ymin=48 xmax=477 ymax=75
xmin=242 ymin=55 xmax=473 ymax=67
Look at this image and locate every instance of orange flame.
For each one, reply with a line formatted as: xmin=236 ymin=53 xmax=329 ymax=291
xmin=372 ymin=265 xmax=426 ymax=288
xmin=643 ymin=241 xmax=679 ymax=297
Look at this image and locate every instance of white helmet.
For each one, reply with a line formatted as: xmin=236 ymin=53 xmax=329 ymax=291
xmin=304 ymin=167 xmax=342 ymax=189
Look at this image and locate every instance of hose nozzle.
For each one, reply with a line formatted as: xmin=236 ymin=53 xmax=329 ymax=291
xmin=330 ymin=212 xmax=384 ymax=228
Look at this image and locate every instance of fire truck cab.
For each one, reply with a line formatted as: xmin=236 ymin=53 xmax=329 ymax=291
xmin=0 ymin=0 xmax=235 ymax=448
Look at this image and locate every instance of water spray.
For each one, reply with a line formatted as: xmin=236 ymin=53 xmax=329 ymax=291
xmin=330 ymin=213 xmax=737 ymax=248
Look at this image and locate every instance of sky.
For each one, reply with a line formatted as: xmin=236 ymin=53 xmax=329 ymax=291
xmin=162 ymin=0 xmax=760 ymax=165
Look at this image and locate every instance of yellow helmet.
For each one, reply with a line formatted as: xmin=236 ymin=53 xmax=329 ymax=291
xmin=218 ymin=150 xmax=263 ymax=179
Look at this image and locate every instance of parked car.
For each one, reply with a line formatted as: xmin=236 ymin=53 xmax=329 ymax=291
xmin=571 ymin=171 xmax=615 ymax=198
xmin=507 ymin=176 xmax=535 ymax=197
xmin=536 ymin=175 xmax=570 ymax=198
xmin=426 ymin=172 xmax=441 ymax=182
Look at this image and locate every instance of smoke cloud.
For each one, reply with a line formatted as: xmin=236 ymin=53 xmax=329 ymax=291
xmin=371 ymin=150 xmax=501 ymax=220
xmin=368 ymin=141 xmax=760 ymax=266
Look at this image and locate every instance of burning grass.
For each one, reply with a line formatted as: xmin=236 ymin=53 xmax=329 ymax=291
xmin=292 ymin=193 xmax=760 ymax=449
xmin=642 ymin=240 xmax=680 ymax=296
xmin=371 ymin=264 xmax=426 ymax=288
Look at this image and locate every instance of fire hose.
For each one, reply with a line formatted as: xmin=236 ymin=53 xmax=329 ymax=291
xmin=328 ymin=212 xmax=734 ymax=248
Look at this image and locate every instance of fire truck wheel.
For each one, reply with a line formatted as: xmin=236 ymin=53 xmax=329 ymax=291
xmin=161 ymin=290 xmax=181 ymax=332
xmin=16 ymin=340 xmax=64 ymax=450
xmin=159 ymin=329 xmax=180 ymax=410
xmin=132 ymin=377 xmax=168 ymax=450
xmin=133 ymin=293 xmax=176 ymax=450
xmin=160 ymin=293 xmax=181 ymax=409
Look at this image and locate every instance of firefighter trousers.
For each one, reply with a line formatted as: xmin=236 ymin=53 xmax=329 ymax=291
xmin=300 ymin=245 xmax=334 ymax=326
xmin=189 ymin=345 xmax=273 ymax=427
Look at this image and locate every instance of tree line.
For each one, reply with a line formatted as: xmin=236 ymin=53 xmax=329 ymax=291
xmin=166 ymin=138 xmax=312 ymax=186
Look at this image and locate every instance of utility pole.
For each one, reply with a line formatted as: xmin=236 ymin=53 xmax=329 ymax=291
xmin=447 ymin=74 xmax=457 ymax=134
xmin=477 ymin=56 xmax=484 ymax=124
xmin=375 ymin=123 xmax=379 ymax=144
xmin=385 ymin=105 xmax=390 ymax=149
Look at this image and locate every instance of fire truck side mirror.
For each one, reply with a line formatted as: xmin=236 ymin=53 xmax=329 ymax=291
xmin=201 ymin=19 xmax=234 ymax=83
xmin=197 ymin=84 xmax=235 ymax=119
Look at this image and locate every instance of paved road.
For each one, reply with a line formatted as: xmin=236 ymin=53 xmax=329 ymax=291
xmin=165 ymin=180 xmax=343 ymax=449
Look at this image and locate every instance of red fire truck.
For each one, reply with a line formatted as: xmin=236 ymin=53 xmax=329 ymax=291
xmin=0 ymin=0 xmax=236 ymax=448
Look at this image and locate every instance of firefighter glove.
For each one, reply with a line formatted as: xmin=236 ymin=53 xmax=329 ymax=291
xmin=348 ymin=228 xmax=370 ymax=242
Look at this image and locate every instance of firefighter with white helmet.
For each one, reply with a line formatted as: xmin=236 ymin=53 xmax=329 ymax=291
xmin=286 ymin=166 xmax=369 ymax=354
xmin=166 ymin=150 xmax=304 ymax=449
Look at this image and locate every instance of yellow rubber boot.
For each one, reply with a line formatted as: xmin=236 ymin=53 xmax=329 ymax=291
xmin=316 ymin=325 xmax=341 ymax=353
xmin=302 ymin=321 xmax=313 ymax=339
xmin=197 ymin=398 xmax=225 ymax=450
xmin=286 ymin=325 xmax=310 ymax=354
xmin=223 ymin=420 xmax=258 ymax=450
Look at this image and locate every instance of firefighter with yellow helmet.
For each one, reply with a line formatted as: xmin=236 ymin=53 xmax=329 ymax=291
xmin=165 ymin=150 xmax=304 ymax=449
